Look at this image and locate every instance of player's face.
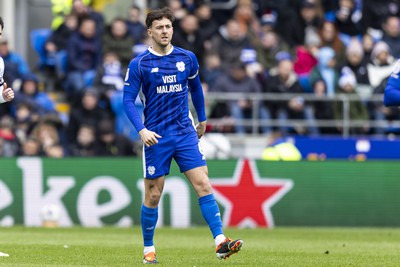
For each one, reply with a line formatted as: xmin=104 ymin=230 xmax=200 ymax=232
xmin=148 ymin=17 xmax=173 ymax=49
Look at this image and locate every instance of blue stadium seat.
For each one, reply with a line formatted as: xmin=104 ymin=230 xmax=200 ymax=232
xmin=30 ymin=28 xmax=55 ymax=69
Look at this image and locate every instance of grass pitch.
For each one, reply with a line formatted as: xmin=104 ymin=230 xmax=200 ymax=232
xmin=1 ymin=227 xmax=400 ymax=266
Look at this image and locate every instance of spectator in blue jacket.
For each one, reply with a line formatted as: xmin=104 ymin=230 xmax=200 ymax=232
xmin=65 ymin=17 xmax=102 ymax=99
xmin=14 ymin=73 xmax=56 ymax=115
xmin=0 ymin=36 xmax=30 ymax=86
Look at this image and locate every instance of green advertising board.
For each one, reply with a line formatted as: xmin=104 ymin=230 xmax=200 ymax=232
xmin=0 ymin=157 xmax=399 ymax=227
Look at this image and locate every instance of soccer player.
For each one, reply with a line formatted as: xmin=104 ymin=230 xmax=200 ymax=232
xmin=0 ymin=16 xmax=15 ymax=104
xmin=0 ymin=16 xmax=14 ymax=258
xmin=384 ymin=59 xmax=400 ymax=106
xmin=123 ymin=8 xmax=243 ymax=264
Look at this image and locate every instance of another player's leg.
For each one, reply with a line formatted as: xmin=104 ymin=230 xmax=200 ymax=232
xmin=184 ymin=167 xmax=243 ymax=260
xmin=142 ymin=176 xmax=165 ymax=264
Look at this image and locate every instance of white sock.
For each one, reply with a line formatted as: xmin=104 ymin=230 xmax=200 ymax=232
xmin=214 ymin=234 xmax=227 ymax=247
xmin=143 ymin=246 xmax=155 ymax=255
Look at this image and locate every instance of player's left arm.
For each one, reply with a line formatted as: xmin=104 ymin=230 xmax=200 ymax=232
xmin=187 ymin=52 xmax=207 ymax=138
xmin=190 ymin=75 xmax=207 ymax=138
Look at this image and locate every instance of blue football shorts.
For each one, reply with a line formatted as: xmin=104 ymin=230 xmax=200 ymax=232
xmin=143 ymin=130 xmax=206 ymax=178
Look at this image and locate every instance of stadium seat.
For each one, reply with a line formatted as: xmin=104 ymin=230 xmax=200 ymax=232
xmin=30 ymin=28 xmax=55 ymax=70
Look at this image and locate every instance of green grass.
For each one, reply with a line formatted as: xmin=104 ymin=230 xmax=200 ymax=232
xmin=1 ymin=227 xmax=400 ymax=266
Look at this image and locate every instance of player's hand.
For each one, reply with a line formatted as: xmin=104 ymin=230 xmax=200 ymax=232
xmin=139 ymin=128 xmax=162 ymax=147
xmin=196 ymin=121 xmax=207 ymax=139
xmin=2 ymin=83 xmax=14 ymax=102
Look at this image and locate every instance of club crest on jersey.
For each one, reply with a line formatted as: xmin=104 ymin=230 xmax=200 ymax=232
xmin=176 ymin=61 xmax=185 ymax=72
xmin=147 ymin=166 xmax=156 ymax=175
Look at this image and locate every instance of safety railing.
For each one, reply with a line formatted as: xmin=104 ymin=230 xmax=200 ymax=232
xmin=204 ymin=92 xmax=392 ymax=137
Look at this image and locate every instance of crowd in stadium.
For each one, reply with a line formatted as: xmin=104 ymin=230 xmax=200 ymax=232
xmin=0 ymin=0 xmax=399 ymax=157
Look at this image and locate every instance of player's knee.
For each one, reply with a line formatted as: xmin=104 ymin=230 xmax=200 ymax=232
xmin=146 ymin=192 xmax=161 ymax=206
xmin=195 ymin=178 xmax=212 ymax=195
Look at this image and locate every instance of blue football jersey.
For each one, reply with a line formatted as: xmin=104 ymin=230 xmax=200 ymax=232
xmin=124 ymin=46 xmax=199 ymax=136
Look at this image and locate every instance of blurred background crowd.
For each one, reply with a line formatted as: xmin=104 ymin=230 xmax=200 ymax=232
xmin=0 ymin=0 xmax=400 ymax=158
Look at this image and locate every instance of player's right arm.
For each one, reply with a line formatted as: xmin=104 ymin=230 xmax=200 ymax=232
xmin=384 ymin=59 xmax=400 ymax=107
xmin=0 ymin=57 xmax=14 ymax=103
xmin=123 ymin=59 xmax=161 ymax=147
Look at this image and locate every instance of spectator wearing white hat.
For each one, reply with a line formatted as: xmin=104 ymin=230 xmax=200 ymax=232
xmin=367 ymin=41 xmax=397 ymax=88
xmin=334 ymin=68 xmax=369 ymax=134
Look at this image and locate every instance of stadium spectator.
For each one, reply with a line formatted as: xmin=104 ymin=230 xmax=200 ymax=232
xmin=210 ymin=19 xmax=253 ymax=71
xmin=340 ymin=38 xmax=370 ymax=86
xmin=256 ymin=31 xmax=292 ymax=72
xmin=14 ymin=102 xmax=39 ymax=145
xmin=0 ymin=115 xmax=19 ymax=157
xmin=70 ymin=0 xmax=104 ymax=37
xmin=96 ymin=119 xmax=136 ymax=156
xmin=102 ymin=17 xmax=135 ymax=69
xmin=94 ymin=51 xmax=124 ymax=93
xmin=172 ymin=14 xmax=205 ymax=64
xmin=362 ymin=0 xmax=400 ymax=40
xmin=232 ymin=0 xmax=260 ymax=44
xmin=381 ymin=16 xmax=400 ymax=58
xmin=293 ymin=29 xmax=321 ymax=92
xmin=319 ymin=20 xmax=346 ymax=67
xmin=291 ymin=0 xmax=323 ymax=47
xmin=211 ymin=62 xmax=270 ymax=134
xmin=310 ymin=79 xmax=336 ymax=134
xmin=361 ymin=33 xmax=374 ymax=61
xmin=334 ymin=0 xmax=364 ymax=45
xmin=31 ymin=120 xmax=63 ymax=156
xmin=263 ymin=51 xmax=318 ymax=135
xmin=19 ymin=137 xmax=41 ymax=156
xmin=201 ymin=52 xmax=223 ymax=90
xmin=14 ymin=73 xmax=57 ymax=116
xmin=194 ymin=3 xmax=219 ymax=48
xmin=367 ymin=41 xmax=397 ymax=88
xmin=334 ymin=70 xmax=369 ymax=134
xmin=45 ymin=13 xmax=78 ymax=80
xmin=126 ymin=5 xmax=147 ymax=43
xmin=0 ymin=36 xmax=30 ymax=88
xmin=132 ymin=35 xmax=152 ymax=58
xmin=309 ymin=46 xmax=339 ymax=97
xmin=65 ymin=17 xmax=102 ymax=99
xmin=166 ymin=0 xmax=188 ymax=26
xmin=66 ymin=89 xmax=111 ymax=143
xmin=258 ymin=11 xmax=278 ymax=36
xmin=69 ymin=124 xmax=99 ymax=156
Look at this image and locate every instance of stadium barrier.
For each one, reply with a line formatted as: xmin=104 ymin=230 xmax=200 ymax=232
xmin=204 ymin=92 xmax=389 ymax=136
xmin=1 ymin=157 xmax=399 ymax=228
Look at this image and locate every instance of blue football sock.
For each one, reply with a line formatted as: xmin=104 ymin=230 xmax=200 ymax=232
xmin=141 ymin=204 xmax=158 ymax=246
xmin=199 ymin=194 xmax=223 ymax=238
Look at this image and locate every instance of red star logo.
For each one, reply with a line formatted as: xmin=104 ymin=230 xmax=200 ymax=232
xmin=211 ymin=159 xmax=293 ymax=228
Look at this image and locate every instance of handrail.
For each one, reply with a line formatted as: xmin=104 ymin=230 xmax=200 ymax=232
xmin=203 ymin=93 xmax=389 ymax=136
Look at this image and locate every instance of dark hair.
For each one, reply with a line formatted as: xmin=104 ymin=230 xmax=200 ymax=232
xmin=145 ymin=7 xmax=175 ymax=29
xmin=0 ymin=16 xmax=4 ymax=30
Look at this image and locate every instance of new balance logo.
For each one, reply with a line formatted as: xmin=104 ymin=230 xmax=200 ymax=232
xmin=215 ymin=212 xmax=221 ymax=217
xmin=151 ymin=67 xmax=159 ymax=73
xmin=146 ymin=226 xmax=155 ymax=230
